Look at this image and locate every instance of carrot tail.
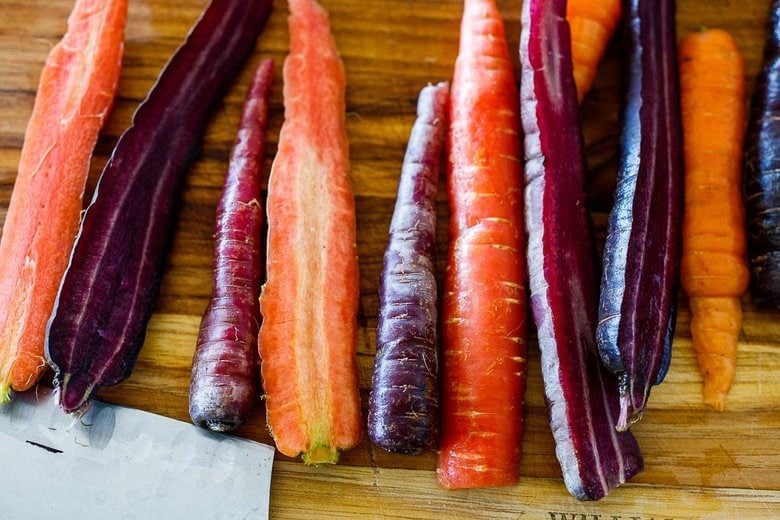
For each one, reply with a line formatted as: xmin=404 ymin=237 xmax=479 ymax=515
xmin=689 ymin=296 xmax=741 ymax=411
xmin=567 ymin=0 xmax=621 ymax=102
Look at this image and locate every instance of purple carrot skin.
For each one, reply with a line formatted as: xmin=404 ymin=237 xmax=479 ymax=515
xmin=367 ymin=82 xmax=448 ymax=454
xmin=596 ymin=0 xmax=684 ymax=430
xmin=45 ymin=0 xmax=273 ymax=414
xmin=189 ymin=59 xmax=273 ymax=432
xmin=520 ymin=0 xmax=644 ymax=500
xmin=745 ymin=0 xmax=780 ymax=310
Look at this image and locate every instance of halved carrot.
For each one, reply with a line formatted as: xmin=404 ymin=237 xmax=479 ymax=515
xmin=258 ymin=0 xmax=362 ymax=464
xmin=567 ymin=0 xmax=621 ymax=102
xmin=437 ymin=0 xmax=526 ymax=490
xmin=679 ymin=29 xmax=749 ymax=411
xmin=0 ymin=0 xmax=127 ymax=403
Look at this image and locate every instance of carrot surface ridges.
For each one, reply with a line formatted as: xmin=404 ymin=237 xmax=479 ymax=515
xmin=745 ymin=0 xmax=780 ymax=310
xmin=520 ymin=0 xmax=643 ymax=500
xmin=189 ymin=59 xmax=274 ymax=432
xmin=258 ymin=0 xmax=362 ymax=465
xmin=368 ymin=82 xmax=448 ymax=455
xmin=679 ymin=29 xmax=748 ymax=412
xmin=0 ymin=0 xmax=128 ymax=404
xmin=437 ymin=0 xmax=527 ymax=490
xmin=566 ymin=0 xmax=621 ymax=102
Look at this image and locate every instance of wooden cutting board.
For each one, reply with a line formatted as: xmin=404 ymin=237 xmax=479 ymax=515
xmin=1 ymin=0 xmax=778 ymax=517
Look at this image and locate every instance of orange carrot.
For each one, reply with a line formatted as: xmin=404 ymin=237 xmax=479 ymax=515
xmin=437 ymin=0 xmax=526 ymax=490
xmin=566 ymin=0 xmax=621 ymax=102
xmin=258 ymin=0 xmax=362 ymax=464
xmin=679 ymin=29 xmax=749 ymax=411
xmin=0 ymin=0 xmax=127 ymax=403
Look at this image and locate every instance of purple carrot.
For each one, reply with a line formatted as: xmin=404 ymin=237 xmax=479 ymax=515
xmin=45 ymin=0 xmax=273 ymax=414
xmin=189 ymin=59 xmax=273 ymax=432
xmin=519 ymin=0 xmax=643 ymax=500
xmin=367 ymin=82 xmax=448 ymax=454
xmin=745 ymin=0 xmax=780 ymax=310
xmin=597 ymin=0 xmax=684 ymax=430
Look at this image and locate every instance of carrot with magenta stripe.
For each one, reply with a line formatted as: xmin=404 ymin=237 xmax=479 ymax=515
xmin=0 ymin=0 xmax=127 ymax=404
xmin=437 ymin=0 xmax=527 ymax=490
xmin=679 ymin=29 xmax=749 ymax=411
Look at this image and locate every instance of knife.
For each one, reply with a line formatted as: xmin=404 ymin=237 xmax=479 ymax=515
xmin=0 ymin=387 xmax=274 ymax=519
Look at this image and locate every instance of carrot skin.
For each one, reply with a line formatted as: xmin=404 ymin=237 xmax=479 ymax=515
xmin=745 ymin=0 xmax=780 ymax=310
xmin=0 ymin=0 xmax=128 ymax=403
xmin=567 ymin=0 xmax=621 ymax=102
xmin=45 ymin=0 xmax=272 ymax=414
xmin=258 ymin=0 xmax=362 ymax=465
xmin=368 ymin=82 xmax=448 ymax=455
xmin=520 ymin=0 xmax=643 ymax=500
xmin=679 ymin=29 xmax=748 ymax=411
xmin=437 ymin=0 xmax=527 ymax=490
xmin=189 ymin=59 xmax=273 ymax=432
xmin=597 ymin=0 xmax=684 ymax=429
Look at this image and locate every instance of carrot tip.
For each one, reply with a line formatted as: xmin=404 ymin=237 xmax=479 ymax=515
xmin=703 ymin=392 xmax=727 ymax=412
xmin=0 ymin=382 xmax=10 ymax=405
xmin=616 ymin=394 xmax=630 ymax=432
xmin=302 ymin=444 xmax=340 ymax=465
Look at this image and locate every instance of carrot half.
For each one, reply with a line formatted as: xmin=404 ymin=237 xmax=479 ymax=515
xmin=437 ymin=0 xmax=527 ymax=490
xmin=258 ymin=0 xmax=362 ymax=464
xmin=0 ymin=0 xmax=127 ymax=403
xmin=679 ymin=29 xmax=748 ymax=411
xmin=567 ymin=0 xmax=621 ymax=102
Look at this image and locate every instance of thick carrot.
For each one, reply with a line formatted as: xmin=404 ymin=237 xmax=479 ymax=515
xmin=0 ymin=0 xmax=127 ymax=404
xmin=437 ymin=0 xmax=526 ymax=490
xmin=567 ymin=0 xmax=621 ymax=102
xmin=679 ymin=29 xmax=748 ymax=411
xmin=258 ymin=0 xmax=362 ymax=465
xmin=189 ymin=59 xmax=273 ymax=432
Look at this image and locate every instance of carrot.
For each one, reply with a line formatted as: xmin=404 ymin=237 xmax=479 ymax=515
xmin=0 ymin=0 xmax=127 ymax=404
xmin=258 ymin=0 xmax=362 ymax=465
xmin=437 ymin=0 xmax=526 ymax=490
xmin=566 ymin=0 xmax=621 ymax=102
xmin=679 ymin=29 xmax=748 ymax=411
xmin=189 ymin=59 xmax=273 ymax=432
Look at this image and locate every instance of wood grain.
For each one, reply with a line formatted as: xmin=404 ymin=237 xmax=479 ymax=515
xmin=0 ymin=0 xmax=779 ymax=517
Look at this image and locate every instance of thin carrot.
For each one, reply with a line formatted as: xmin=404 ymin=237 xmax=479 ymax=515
xmin=258 ymin=0 xmax=362 ymax=464
xmin=437 ymin=0 xmax=526 ymax=490
xmin=679 ymin=28 xmax=749 ymax=411
xmin=566 ymin=0 xmax=621 ymax=102
xmin=0 ymin=0 xmax=127 ymax=403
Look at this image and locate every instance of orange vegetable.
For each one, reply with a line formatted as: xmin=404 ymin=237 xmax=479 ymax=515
xmin=0 ymin=0 xmax=127 ymax=403
xmin=258 ymin=0 xmax=362 ymax=464
xmin=566 ymin=0 xmax=621 ymax=102
xmin=679 ymin=29 xmax=749 ymax=411
xmin=437 ymin=0 xmax=526 ymax=490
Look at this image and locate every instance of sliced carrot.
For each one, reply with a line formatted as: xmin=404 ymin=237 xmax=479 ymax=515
xmin=437 ymin=0 xmax=526 ymax=490
xmin=679 ymin=29 xmax=749 ymax=411
xmin=0 ymin=0 xmax=127 ymax=403
xmin=566 ymin=0 xmax=621 ymax=102
xmin=258 ymin=0 xmax=362 ymax=464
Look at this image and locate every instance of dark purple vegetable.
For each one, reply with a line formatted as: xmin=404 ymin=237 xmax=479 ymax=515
xmin=367 ymin=82 xmax=448 ymax=455
xmin=44 ymin=0 xmax=273 ymax=414
xmin=745 ymin=0 xmax=780 ymax=310
xmin=519 ymin=0 xmax=643 ymax=500
xmin=596 ymin=0 xmax=683 ymax=430
xmin=189 ymin=59 xmax=273 ymax=432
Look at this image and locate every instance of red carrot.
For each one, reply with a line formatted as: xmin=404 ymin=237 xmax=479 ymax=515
xmin=258 ymin=0 xmax=362 ymax=464
xmin=679 ymin=29 xmax=748 ymax=411
xmin=0 ymin=0 xmax=127 ymax=404
xmin=189 ymin=59 xmax=273 ymax=432
xmin=437 ymin=0 xmax=527 ymax=490
xmin=567 ymin=0 xmax=622 ymax=102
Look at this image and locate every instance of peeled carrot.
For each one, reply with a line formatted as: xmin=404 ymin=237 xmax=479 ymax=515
xmin=258 ymin=0 xmax=362 ymax=465
xmin=567 ymin=0 xmax=621 ymax=102
xmin=437 ymin=0 xmax=526 ymax=490
xmin=0 ymin=0 xmax=127 ymax=404
xmin=679 ymin=29 xmax=748 ymax=411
